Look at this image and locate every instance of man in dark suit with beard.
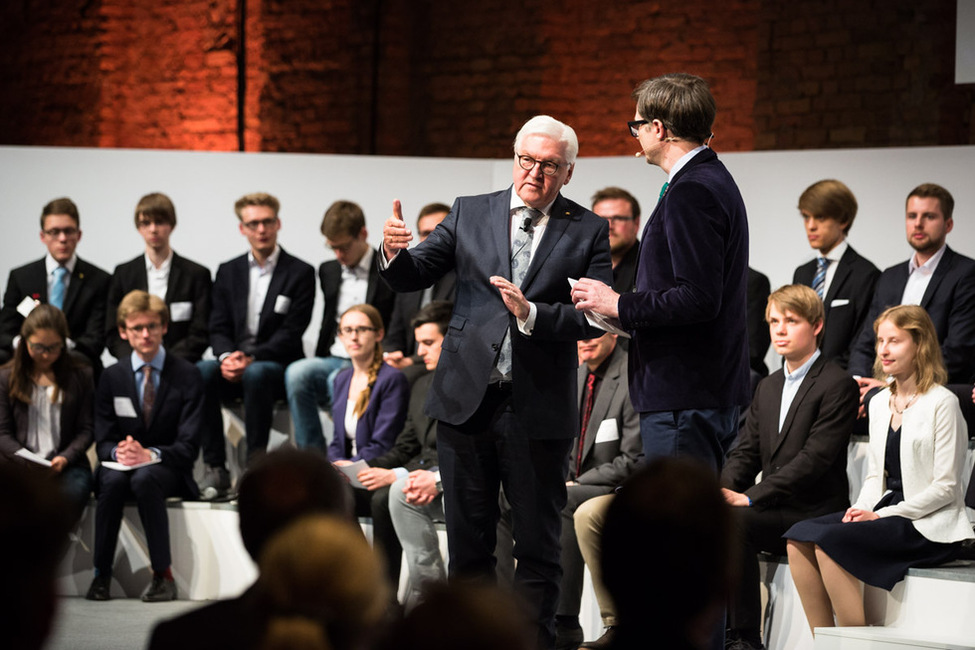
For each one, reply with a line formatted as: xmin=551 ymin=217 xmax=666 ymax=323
xmin=380 ymin=114 xmax=611 ymax=648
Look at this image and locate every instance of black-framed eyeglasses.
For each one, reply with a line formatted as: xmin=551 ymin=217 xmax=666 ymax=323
xmin=516 ymin=154 xmax=561 ymax=177
xmin=339 ymin=326 xmax=377 ymax=337
xmin=627 ymin=120 xmax=649 ymax=138
xmin=602 ymin=215 xmax=635 ymax=224
xmin=42 ymin=227 xmax=79 ymax=238
xmin=126 ymin=322 xmax=163 ymax=334
xmin=241 ymin=217 xmax=278 ymax=231
xmin=27 ymin=341 xmax=64 ymax=354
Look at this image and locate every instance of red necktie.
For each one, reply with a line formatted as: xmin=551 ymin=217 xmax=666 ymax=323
xmin=577 ymin=372 xmax=596 ymax=478
xmin=142 ymin=366 xmax=155 ymax=427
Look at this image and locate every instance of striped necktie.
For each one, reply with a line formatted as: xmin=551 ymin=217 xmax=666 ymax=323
xmin=659 ymin=182 xmax=669 ymax=200
xmin=812 ymin=257 xmax=830 ymax=299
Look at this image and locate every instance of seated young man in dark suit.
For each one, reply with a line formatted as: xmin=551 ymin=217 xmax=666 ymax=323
xmin=285 ymin=200 xmax=395 ymax=451
xmin=106 ymin=192 xmax=211 ymax=363
xmin=0 ymin=197 xmax=110 ymax=370
xmin=86 ymin=290 xmax=203 ymax=603
xmin=792 ymin=179 xmax=880 ymax=370
xmin=721 ymin=284 xmax=859 ymax=650
xmin=589 ymin=187 xmax=640 ymax=295
xmin=197 ymin=193 xmax=314 ymax=497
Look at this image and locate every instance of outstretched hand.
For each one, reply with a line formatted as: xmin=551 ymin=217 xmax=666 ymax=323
xmin=382 ymin=199 xmax=413 ymax=261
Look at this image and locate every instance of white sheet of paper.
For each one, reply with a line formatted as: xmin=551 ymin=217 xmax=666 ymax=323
xmin=101 ymin=458 xmax=162 ymax=472
xmin=594 ymin=418 xmax=620 ymax=443
xmin=567 ymin=279 xmax=631 ymax=338
xmin=336 ymin=460 xmax=369 ymax=488
xmin=15 ymin=447 xmax=52 ymax=467
xmin=113 ymin=397 xmax=138 ymax=418
xmin=169 ymin=301 xmax=193 ymax=322
xmin=17 ymin=295 xmax=39 ymax=318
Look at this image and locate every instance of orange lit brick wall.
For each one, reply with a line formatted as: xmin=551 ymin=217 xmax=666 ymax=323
xmin=0 ymin=0 xmax=971 ymax=155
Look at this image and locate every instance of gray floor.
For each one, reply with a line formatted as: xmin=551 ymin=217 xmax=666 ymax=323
xmin=46 ymin=597 xmax=201 ymax=650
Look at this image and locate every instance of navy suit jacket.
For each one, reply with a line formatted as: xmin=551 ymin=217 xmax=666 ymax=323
xmin=383 ymin=270 xmax=457 ymax=356
xmin=327 ymin=362 xmax=409 ymax=462
xmin=314 ymin=249 xmax=397 ymax=357
xmin=793 ymin=245 xmax=879 ymax=370
xmin=0 ymin=257 xmax=111 ymax=367
xmin=722 ymin=356 xmax=858 ymax=516
xmin=0 ymin=365 xmax=94 ymax=471
xmin=619 ymin=148 xmax=751 ymax=412
xmin=106 ymin=252 xmax=212 ymax=362
xmin=380 ymin=188 xmax=612 ymax=439
xmin=94 ymin=353 xmax=204 ymax=497
xmin=848 ymin=246 xmax=975 ymax=383
xmin=209 ymin=247 xmax=315 ymax=365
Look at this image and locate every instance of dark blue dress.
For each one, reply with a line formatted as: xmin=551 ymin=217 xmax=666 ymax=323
xmin=784 ymin=424 xmax=960 ymax=590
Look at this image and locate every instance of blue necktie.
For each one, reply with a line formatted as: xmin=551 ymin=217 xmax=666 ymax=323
xmin=50 ymin=266 xmax=68 ymax=310
xmin=812 ymin=257 xmax=830 ymax=299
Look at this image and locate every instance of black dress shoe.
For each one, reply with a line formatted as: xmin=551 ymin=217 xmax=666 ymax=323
xmin=555 ymin=623 xmax=585 ymax=650
xmin=142 ymin=574 xmax=177 ymax=602
xmin=85 ymin=575 xmax=111 ymax=601
xmin=579 ymin=627 xmax=615 ymax=650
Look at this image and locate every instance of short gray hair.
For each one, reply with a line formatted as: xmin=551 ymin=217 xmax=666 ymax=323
xmin=513 ymin=115 xmax=579 ymax=164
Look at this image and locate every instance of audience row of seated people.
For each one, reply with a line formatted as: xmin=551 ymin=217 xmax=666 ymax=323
xmin=1 ymin=177 xmax=974 ymax=648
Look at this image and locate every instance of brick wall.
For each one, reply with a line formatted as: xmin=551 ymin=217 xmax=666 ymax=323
xmin=0 ymin=0 xmax=971 ymax=154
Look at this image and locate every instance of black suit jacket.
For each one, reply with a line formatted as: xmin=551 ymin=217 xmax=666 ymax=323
xmin=105 ymin=252 xmax=212 ymax=362
xmin=0 ymin=365 xmax=94 ymax=470
xmin=368 ymin=371 xmax=439 ymax=471
xmin=210 ymin=248 xmax=315 ymax=364
xmin=314 ymin=249 xmax=397 ymax=357
xmin=570 ymin=344 xmax=642 ymax=486
xmin=380 ymin=188 xmax=612 ymax=439
xmin=0 ymin=257 xmax=110 ymax=367
xmin=793 ymin=245 xmax=880 ymax=370
xmin=848 ymin=246 xmax=975 ymax=383
xmin=722 ymin=356 xmax=858 ymax=515
xmin=383 ymin=270 xmax=457 ymax=356
xmin=747 ymin=267 xmax=771 ymax=378
xmin=619 ymin=148 xmax=751 ymax=412
xmin=611 ymin=243 xmax=639 ymax=295
xmin=94 ymin=353 xmax=204 ymax=497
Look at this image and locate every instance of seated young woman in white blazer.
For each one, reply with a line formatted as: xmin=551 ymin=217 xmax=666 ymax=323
xmin=785 ymin=304 xmax=974 ymax=635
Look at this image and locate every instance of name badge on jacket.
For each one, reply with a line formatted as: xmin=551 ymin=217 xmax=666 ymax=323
xmin=114 ymin=397 xmax=138 ymax=418
xmin=274 ymin=295 xmax=292 ymax=314
xmin=170 ymin=301 xmax=193 ymax=322
xmin=594 ymin=418 xmax=620 ymax=443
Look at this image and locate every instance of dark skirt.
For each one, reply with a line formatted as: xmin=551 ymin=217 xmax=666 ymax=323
xmin=784 ymin=508 xmax=960 ymax=591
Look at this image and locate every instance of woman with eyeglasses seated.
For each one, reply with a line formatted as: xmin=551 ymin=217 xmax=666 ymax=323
xmin=0 ymin=304 xmax=94 ymax=519
xmin=785 ymin=305 xmax=974 ymax=635
xmin=328 ymin=304 xmax=408 ymax=590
